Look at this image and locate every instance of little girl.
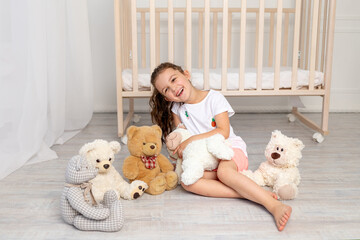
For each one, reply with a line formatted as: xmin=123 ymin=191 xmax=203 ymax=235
xmin=149 ymin=62 xmax=292 ymax=231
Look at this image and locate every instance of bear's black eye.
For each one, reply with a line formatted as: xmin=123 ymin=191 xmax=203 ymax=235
xmin=281 ymin=148 xmax=284 ymax=152
xmin=109 ymin=158 xmax=112 ymax=161
xmin=96 ymin=159 xmax=100 ymax=163
xmin=276 ymin=147 xmax=279 ymax=151
xmin=143 ymin=143 xmax=146 ymax=145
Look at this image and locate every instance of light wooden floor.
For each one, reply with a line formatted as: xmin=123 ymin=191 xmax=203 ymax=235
xmin=1 ymin=112 xmax=360 ymax=239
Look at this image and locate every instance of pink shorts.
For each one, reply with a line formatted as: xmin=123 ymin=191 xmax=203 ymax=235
xmin=212 ymin=148 xmax=248 ymax=172
xmin=232 ymin=148 xmax=248 ymax=172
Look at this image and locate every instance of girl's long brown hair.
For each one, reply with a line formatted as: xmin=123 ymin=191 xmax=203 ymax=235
xmin=149 ymin=62 xmax=184 ymax=142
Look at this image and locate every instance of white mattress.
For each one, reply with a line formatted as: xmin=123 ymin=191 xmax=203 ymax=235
xmin=121 ymin=67 xmax=324 ymax=91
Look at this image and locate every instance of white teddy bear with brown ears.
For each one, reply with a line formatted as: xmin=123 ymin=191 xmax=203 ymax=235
xmin=242 ymin=130 xmax=304 ymax=200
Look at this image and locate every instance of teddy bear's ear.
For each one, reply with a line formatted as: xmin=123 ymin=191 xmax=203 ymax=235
xmin=271 ymin=130 xmax=281 ymax=138
xmin=109 ymin=141 xmax=121 ymax=153
xmin=126 ymin=126 xmax=138 ymax=140
xmin=293 ymin=138 xmax=305 ymax=150
xmin=79 ymin=141 xmax=96 ymax=156
xmin=152 ymin=125 xmax=162 ymax=138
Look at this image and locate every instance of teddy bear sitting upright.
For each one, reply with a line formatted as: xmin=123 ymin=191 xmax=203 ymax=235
xmin=123 ymin=125 xmax=178 ymax=195
xmin=60 ymin=155 xmax=124 ymax=232
xmin=242 ymin=130 xmax=304 ymax=200
xmin=79 ymin=139 xmax=148 ymax=203
xmin=166 ymin=127 xmax=234 ymax=186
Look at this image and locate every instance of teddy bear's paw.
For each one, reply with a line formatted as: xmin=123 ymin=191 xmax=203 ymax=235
xmin=103 ymin=190 xmax=119 ymax=206
xmin=181 ymin=169 xmax=203 ymax=186
xmin=165 ymin=171 xmax=178 ymax=190
xmin=206 ymin=134 xmax=234 ymax=160
xmin=220 ymin=148 xmax=235 ymax=160
xmin=277 ymin=184 xmax=297 ymax=200
xmin=146 ymin=176 xmax=166 ymax=195
xmin=129 ymin=180 xmax=148 ymax=199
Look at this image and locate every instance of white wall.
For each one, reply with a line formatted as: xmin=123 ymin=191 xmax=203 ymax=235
xmin=88 ymin=0 xmax=360 ymax=113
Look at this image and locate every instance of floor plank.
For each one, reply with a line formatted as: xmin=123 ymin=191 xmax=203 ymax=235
xmin=1 ymin=112 xmax=359 ymax=239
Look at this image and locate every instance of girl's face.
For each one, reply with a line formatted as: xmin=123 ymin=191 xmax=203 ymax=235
xmin=154 ymin=68 xmax=192 ymax=103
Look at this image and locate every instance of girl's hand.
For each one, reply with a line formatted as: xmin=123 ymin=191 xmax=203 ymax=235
xmin=173 ymin=137 xmax=193 ymax=159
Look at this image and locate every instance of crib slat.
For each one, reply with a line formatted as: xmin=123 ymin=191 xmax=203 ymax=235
xmin=222 ymin=0 xmax=228 ymax=91
xmin=305 ymin=0 xmax=312 ymax=70
xmin=255 ymin=12 xmax=259 ymax=67
xmin=299 ymin=0 xmax=306 ymax=69
xmin=204 ymin=0 xmax=210 ymax=90
xmin=239 ymin=0 xmax=247 ymax=91
xmin=268 ymin=13 xmax=275 ymax=67
xmin=156 ymin=11 xmax=160 ymax=66
xmin=321 ymin=0 xmax=328 ymax=72
xmin=227 ymin=13 xmax=232 ymax=68
xmin=212 ymin=12 xmax=218 ymax=68
xmin=184 ymin=13 xmax=187 ymax=68
xmin=291 ymin=0 xmax=302 ymax=90
xmin=315 ymin=0 xmax=322 ymax=71
xmin=131 ymin=0 xmax=138 ymax=92
xmin=282 ymin=12 xmax=289 ymax=66
xmin=198 ymin=12 xmax=203 ymax=68
xmin=186 ymin=0 xmax=191 ymax=71
xmin=309 ymin=0 xmax=320 ymax=90
xmin=150 ymin=0 xmax=156 ymax=73
xmin=256 ymin=0 xmax=265 ymax=91
xmin=123 ymin=0 xmax=131 ymax=69
xmin=274 ymin=0 xmax=283 ymax=91
xmin=168 ymin=0 xmax=174 ymax=62
xmin=141 ymin=12 xmax=146 ymax=68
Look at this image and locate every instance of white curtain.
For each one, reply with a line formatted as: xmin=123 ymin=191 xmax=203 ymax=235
xmin=0 ymin=0 xmax=93 ymax=180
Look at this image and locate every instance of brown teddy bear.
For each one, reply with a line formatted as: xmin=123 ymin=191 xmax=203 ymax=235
xmin=123 ymin=125 xmax=178 ymax=195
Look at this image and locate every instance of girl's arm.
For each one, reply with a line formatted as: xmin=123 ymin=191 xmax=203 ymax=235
xmin=172 ymin=113 xmax=182 ymax=129
xmin=174 ymin=111 xmax=230 ymax=158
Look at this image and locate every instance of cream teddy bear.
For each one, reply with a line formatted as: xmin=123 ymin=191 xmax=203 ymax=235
xmin=79 ymin=139 xmax=148 ymax=203
xmin=165 ymin=128 xmax=234 ymax=186
xmin=242 ymin=130 xmax=304 ymax=200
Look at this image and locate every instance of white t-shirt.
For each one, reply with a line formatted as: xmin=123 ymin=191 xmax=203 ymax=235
xmin=171 ymin=89 xmax=247 ymax=156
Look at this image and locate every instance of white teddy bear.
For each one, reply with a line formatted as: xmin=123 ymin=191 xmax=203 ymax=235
xmin=165 ymin=128 xmax=234 ymax=186
xmin=79 ymin=139 xmax=148 ymax=203
xmin=242 ymin=130 xmax=304 ymax=200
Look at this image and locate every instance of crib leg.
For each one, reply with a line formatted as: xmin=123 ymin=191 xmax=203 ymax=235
xmin=291 ymin=107 xmax=327 ymax=136
xmin=117 ymin=93 xmax=124 ymax=137
xmin=117 ymin=98 xmax=135 ymax=137
xmin=321 ymin=95 xmax=330 ymax=136
xmin=124 ymin=98 xmax=135 ymax=134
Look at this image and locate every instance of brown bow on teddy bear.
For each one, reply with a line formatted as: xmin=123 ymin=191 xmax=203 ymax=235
xmin=122 ymin=125 xmax=178 ymax=195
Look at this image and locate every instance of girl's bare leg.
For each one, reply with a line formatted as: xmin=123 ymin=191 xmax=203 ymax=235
xmin=181 ymin=171 xmax=278 ymax=199
xmin=217 ymin=160 xmax=292 ymax=231
xmin=181 ymin=171 xmax=244 ymax=198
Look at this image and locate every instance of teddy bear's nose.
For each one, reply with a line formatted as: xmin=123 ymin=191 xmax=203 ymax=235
xmin=150 ymin=145 xmax=155 ymax=149
xmin=271 ymin=152 xmax=280 ymax=159
xmin=103 ymin=164 xmax=110 ymax=169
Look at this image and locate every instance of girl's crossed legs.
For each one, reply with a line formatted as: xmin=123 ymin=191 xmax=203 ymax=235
xmin=181 ymin=157 xmax=292 ymax=231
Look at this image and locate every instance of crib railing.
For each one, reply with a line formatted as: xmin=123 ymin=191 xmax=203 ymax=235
xmin=114 ymin=0 xmax=336 ymax=137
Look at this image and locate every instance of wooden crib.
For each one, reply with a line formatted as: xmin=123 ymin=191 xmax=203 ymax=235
xmin=113 ymin=0 xmax=336 ymax=142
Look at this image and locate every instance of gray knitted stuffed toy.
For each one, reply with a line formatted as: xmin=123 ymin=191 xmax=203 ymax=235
xmin=60 ymin=155 xmax=124 ymax=232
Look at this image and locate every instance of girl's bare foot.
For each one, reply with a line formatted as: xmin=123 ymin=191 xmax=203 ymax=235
xmin=271 ymin=203 xmax=292 ymax=231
